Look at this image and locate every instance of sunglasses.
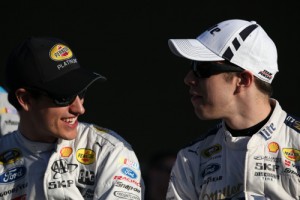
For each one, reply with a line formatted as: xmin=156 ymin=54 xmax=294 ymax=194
xmin=26 ymin=87 xmax=87 ymax=107
xmin=191 ymin=61 xmax=244 ymax=78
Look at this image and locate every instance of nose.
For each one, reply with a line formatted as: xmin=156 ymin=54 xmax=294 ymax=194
xmin=184 ymin=70 xmax=198 ymax=86
xmin=69 ymin=96 xmax=85 ymax=115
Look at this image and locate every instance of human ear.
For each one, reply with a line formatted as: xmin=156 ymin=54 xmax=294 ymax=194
xmin=238 ymin=70 xmax=253 ymax=87
xmin=15 ymin=88 xmax=31 ymax=111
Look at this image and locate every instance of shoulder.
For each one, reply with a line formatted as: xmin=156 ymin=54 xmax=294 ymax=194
xmin=76 ymin=122 xmax=133 ymax=149
xmin=284 ymin=114 xmax=300 ymax=134
xmin=179 ymin=122 xmax=222 ymax=155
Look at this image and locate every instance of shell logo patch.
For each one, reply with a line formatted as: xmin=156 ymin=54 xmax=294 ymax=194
xmin=50 ymin=44 xmax=73 ymax=61
xmin=268 ymin=142 xmax=279 ymax=153
xmin=76 ymin=149 xmax=95 ymax=165
xmin=60 ymin=147 xmax=73 ymax=157
xmin=283 ymin=148 xmax=300 ymax=161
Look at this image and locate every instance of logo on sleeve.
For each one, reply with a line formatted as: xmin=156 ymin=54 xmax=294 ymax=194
xmin=121 ymin=167 xmax=138 ymax=179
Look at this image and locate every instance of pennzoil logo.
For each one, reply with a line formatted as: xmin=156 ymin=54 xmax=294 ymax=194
xmin=283 ymin=148 xmax=300 ymax=161
xmin=60 ymin=147 xmax=73 ymax=157
xmin=50 ymin=44 xmax=73 ymax=61
xmin=76 ymin=149 xmax=95 ymax=165
xmin=268 ymin=142 xmax=279 ymax=153
xmin=201 ymin=144 xmax=222 ymax=158
xmin=0 ymin=148 xmax=22 ymax=165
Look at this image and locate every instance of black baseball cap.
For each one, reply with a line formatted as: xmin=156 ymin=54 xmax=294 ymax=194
xmin=4 ymin=36 xmax=107 ymax=98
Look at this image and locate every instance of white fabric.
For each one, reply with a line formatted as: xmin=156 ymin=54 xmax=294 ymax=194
xmin=168 ymin=19 xmax=278 ymax=83
xmin=166 ymin=99 xmax=300 ymax=199
xmin=0 ymin=122 xmax=144 ymax=199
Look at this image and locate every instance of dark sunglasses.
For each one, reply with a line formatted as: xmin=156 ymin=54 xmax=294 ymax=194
xmin=191 ymin=61 xmax=244 ymax=78
xmin=26 ymin=87 xmax=87 ymax=107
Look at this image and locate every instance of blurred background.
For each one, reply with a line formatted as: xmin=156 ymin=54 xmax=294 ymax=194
xmin=0 ymin=0 xmax=299 ymax=181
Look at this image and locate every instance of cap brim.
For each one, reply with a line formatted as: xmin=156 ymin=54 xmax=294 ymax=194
xmin=168 ymin=39 xmax=224 ymax=61
xmin=40 ymin=68 xmax=107 ymax=98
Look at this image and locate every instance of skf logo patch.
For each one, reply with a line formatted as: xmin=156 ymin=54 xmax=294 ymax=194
xmin=76 ymin=149 xmax=95 ymax=165
xmin=268 ymin=142 xmax=279 ymax=153
xmin=0 ymin=148 xmax=22 ymax=165
xmin=201 ymin=144 xmax=222 ymax=158
xmin=50 ymin=44 xmax=73 ymax=61
xmin=60 ymin=147 xmax=72 ymax=157
xmin=283 ymin=148 xmax=300 ymax=161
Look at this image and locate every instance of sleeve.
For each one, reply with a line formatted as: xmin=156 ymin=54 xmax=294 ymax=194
xmin=0 ymin=93 xmax=19 ymax=136
xmin=166 ymin=149 xmax=198 ymax=200
xmin=93 ymin=140 xmax=145 ymax=200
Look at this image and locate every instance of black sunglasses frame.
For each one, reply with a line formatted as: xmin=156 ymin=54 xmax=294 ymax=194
xmin=191 ymin=61 xmax=244 ymax=78
xmin=25 ymin=87 xmax=87 ymax=107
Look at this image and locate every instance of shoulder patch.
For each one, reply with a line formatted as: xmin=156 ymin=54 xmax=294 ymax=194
xmin=92 ymin=125 xmax=110 ymax=134
xmin=285 ymin=114 xmax=300 ymax=133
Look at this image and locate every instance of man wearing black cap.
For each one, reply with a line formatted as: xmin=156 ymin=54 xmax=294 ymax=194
xmin=166 ymin=19 xmax=300 ymax=199
xmin=0 ymin=37 xmax=144 ymax=199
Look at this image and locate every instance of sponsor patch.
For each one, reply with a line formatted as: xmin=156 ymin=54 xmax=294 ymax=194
xmin=283 ymin=148 xmax=300 ymax=161
xmin=51 ymin=159 xmax=78 ymax=179
xmin=114 ymin=191 xmax=140 ymax=200
xmin=201 ymin=163 xmax=220 ymax=178
xmin=0 ymin=166 xmax=26 ymax=183
xmin=201 ymin=144 xmax=222 ymax=158
xmin=0 ymin=148 xmax=22 ymax=165
xmin=119 ymin=157 xmax=140 ymax=170
xmin=50 ymin=44 xmax=73 ymax=61
xmin=121 ymin=167 xmax=137 ymax=179
xmin=76 ymin=149 xmax=95 ymax=165
xmin=268 ymin=142 xmax=279 ymax=153
xmin=60 ymin=147 xmax=73 ymax=157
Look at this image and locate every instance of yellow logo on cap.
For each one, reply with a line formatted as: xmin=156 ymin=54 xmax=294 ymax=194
xmin=50 ymin=44 xmax=73 ymax=61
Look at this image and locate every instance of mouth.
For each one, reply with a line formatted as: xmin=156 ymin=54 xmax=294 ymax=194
xmin=62 ymin=117 xmax=77 ymax=125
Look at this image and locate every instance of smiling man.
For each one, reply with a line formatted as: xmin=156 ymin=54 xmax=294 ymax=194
xmin=0 ymin=37 xmax=144 ymax=199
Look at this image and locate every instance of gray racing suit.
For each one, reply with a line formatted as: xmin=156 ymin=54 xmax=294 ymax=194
xmin=166 ymin=99 xmax=300 ymax=200
xmin=0 ymin=122 xmax=144 ymax=199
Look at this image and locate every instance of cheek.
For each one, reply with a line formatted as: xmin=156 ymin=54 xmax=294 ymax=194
xmin=35 ymin=107 xmax=61 ymax=127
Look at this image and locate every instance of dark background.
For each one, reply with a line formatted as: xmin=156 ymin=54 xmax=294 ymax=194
xmin=0 ymin=1 xmax=299 ymax=173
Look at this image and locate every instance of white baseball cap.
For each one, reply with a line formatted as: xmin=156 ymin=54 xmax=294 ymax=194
xmin=168 ymin=19 xmax=278 ymax=83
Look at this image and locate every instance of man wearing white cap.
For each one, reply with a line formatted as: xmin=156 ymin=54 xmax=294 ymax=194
xmin=166 ymin=19 xmax=300 ymax=199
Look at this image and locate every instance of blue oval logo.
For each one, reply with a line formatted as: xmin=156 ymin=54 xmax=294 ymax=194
xmin=201 ymin=163 xmax=220 ymax=177
xmin=121 ymin=167 xmax=137 ymax=179
xmin=0 ymin=166 xmax=26 ymax=183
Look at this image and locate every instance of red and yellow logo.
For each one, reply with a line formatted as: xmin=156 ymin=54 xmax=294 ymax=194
xmin=268 ymin=142 xmax=279 ymax=153
xmin=50 ymin=44 xmax=73 ymax=61
xmin=283 ymin=148 xmax=300 ymax=161
xmin=60 ymin=147 xmax=73 ymax=157
xmin=76 ymin=148 xmax=95 ymax=165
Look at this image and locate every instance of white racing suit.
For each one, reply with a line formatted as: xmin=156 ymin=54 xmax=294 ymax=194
xmin=0 ymin=86 xmax=19 ymax=136
xmin=166 ymin=99 xmax=300 ymax=200
xmin=0 ymin=122 xmax=144 ymax=199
